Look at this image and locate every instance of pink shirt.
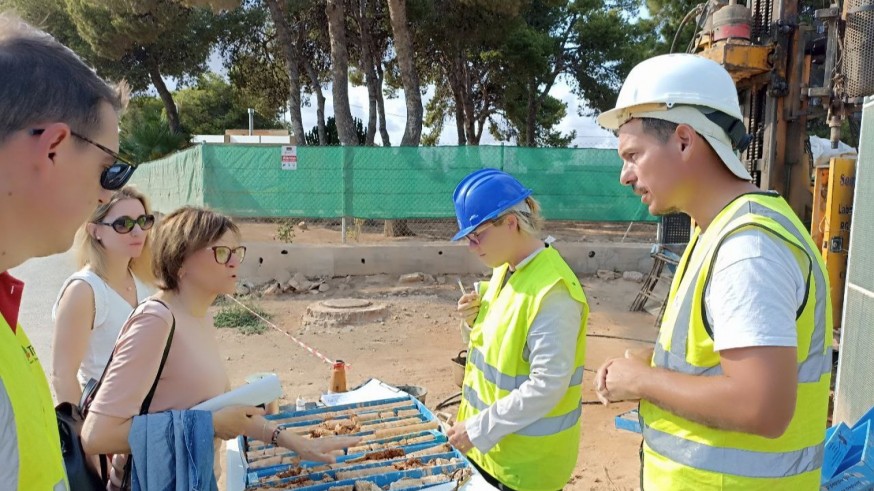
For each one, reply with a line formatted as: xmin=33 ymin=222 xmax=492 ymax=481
xmin=89 ymin=299 xmax=230 ymax=489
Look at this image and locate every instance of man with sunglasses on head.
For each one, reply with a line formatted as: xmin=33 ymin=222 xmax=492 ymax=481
xmin=0 ymin=14 xmax=136 ymax=491
xmin=593 ymin=54 xmax=832 ymax=490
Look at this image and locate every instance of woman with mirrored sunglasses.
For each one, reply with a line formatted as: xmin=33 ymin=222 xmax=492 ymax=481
xmin=81 ymin=207 xmax=358 ymax=490
xmin=51 ymin=186 xmax=157 ymax=407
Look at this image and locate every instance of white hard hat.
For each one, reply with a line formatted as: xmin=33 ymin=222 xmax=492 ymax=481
xmin=598 ymin=54 xmax=744 ymax=128
xmin=597 ymin=53 xmax=751 ymax=181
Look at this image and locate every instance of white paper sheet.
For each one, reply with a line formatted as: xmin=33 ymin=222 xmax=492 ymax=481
xmin=192 ymin=373 xmax=282 ymax=412
xmin=320 ymin=379 xmax=411 ymax=406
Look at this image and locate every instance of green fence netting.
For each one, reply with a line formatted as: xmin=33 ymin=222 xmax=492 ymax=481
xmin=130 ymin=144 xmax=655 ymax=222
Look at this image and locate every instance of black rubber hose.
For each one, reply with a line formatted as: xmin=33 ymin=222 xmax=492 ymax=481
xmin=435 ymin=392 xmax=462 ymax=410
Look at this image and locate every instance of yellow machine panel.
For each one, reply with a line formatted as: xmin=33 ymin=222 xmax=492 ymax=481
xmin=811 ymin=157 xmax=857 ymax=333
xmin=698 ymin=43 xmax=773 ymax=83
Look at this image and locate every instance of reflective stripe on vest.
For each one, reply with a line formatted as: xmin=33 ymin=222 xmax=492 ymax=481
xmin=645 ymin=195 xmax=830 ymax=482
xmin=462 ymin=384 xmax=583 ymax=437
xmin=467 ymin=347 xmax=585 ymax=391
xmin=643 ymin=423 xmax=824 ymax=478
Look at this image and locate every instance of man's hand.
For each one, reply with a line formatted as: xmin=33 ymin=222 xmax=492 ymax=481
xmin=447 ymin=421 xmax=475 ymax=454
xmin=595 ymin=350 xmax=653 ymax=404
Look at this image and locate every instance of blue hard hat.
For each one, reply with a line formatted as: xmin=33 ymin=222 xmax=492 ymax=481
xmin=451 ymin=169 xmax=533 ymax=241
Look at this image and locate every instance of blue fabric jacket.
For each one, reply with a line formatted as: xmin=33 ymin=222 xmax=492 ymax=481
xmin=128 ymin=410 xmax=218 ymax=491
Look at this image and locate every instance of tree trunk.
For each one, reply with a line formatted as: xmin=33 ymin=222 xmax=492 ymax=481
xmin=265 ymin=0 xmax=306 ymax=145
xmin=301 ymin=57 xmax=327 ymax=146
xmin=446 ymin=60 xmax=467 ymax=146
xmin=383 ymin=0 xmax=418 ymax=236
xmin=326 ymin=0 xmax=357 ymax=146
xmin=147 ymin=60 xmax=181 ymax=135
xmin=375 ymin=65 xmax=391 ymax=146
xmin=365 ymin=85 xmax=377 ymax=146
xmin=451 ymin=92 xmax=467 ymax=145
xmin=458 ymin=57 xmax=478 ymax=145
xmin=383 ymin=219 xmax=414 ymax=237
xmin=355 ymin=0 xmax=378 ymax=146
xmin=386 ymin=0 xmax=422 ymax=146
xmin=476 ymin=114 xmax=488 ymax=144
xmin=526 ymin=78 xmax=538 ymax=147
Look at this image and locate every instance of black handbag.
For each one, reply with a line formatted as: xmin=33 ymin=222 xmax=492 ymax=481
xmin=55 ymin=400 xmax=106 ymax=491
xmin=57 ymin=298 xmax=175 ymax=491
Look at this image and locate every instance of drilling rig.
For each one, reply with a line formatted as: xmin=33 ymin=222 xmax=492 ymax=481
xmin=672 ymin=0 xmax=874 ymax=424
xmin=674 ymin=0 xmax=873 ymax=338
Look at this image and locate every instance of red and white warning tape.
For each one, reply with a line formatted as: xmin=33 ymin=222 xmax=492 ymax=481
xmin=223 ymin=294 xmax=349 ymax=368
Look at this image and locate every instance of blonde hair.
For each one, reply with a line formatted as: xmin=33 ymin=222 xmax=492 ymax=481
xmin=151 ymin=206 xmax=240 ymax=291
xmin=502 ymin=196 xmax=545 ymax=237
xmin=74 ymin=186 xmax=152 ymax=279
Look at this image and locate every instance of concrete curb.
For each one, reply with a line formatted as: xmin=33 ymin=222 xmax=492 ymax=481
xmin=239 ymin=242 xmax=654 ymax=284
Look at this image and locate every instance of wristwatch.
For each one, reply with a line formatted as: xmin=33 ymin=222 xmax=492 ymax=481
xmin=270 ymin=426 xmax=286 ymax=446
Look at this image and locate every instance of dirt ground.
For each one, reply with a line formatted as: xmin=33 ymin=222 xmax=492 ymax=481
xmin=214 ymin=271 xmax=658 ymax=491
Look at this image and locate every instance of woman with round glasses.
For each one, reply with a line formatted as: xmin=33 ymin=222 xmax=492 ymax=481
xmin=447 ymin=169 xmax=589 ymax=491
xmin=51 ymin=185 xmax=156 ymax=405
xmin=82 ymin=206 xmax=356 ymax=489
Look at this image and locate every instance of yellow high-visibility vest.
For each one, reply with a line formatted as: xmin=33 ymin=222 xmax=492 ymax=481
xmin=641 ymin=193 xmax=832 ymax=490
xmin=0 ymin=315 xmax=68 ymax=491
xmin=457 ymin=246 xmax=588 ymax=491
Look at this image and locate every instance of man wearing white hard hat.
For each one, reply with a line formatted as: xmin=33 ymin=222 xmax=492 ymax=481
xmin=593 ymin=53 xmax=832 ymax=490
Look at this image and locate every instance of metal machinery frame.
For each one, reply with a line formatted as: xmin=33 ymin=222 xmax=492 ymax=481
xmin=694 ymin=1 xmax=816 ymax=219
xmin=686 ymin=0 xmax=872 ymax=336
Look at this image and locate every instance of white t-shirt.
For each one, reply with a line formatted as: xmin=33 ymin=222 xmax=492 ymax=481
xmin=703 ymin=229 xmax=807 ymax=352
xmin=52 ymin=269 xmax=151 ymax=386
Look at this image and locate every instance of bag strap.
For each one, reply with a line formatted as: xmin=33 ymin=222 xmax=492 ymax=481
xmin=79 ymin=378 xmax=98 ymax=411
xmin=137 ymin=298 xmax=175 ymax=415
xmin=99 ymin=454 xmax=108 ymax=485
xmin=118 ymin=298 xmax=175 ymax=490
xmin=80 ymin=298 xmax=176 ymax=416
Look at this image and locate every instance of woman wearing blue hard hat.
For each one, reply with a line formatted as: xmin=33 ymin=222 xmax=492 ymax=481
xmin=447 ymin=169 xmax=589 ymax=491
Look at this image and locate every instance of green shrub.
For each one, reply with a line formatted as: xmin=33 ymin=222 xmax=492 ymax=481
xmin=214 ymin=302 xmax=270 ymax=335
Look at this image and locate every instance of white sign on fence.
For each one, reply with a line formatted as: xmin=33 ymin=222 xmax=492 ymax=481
xmin=281 ymin=145 xmax=297 ymax=170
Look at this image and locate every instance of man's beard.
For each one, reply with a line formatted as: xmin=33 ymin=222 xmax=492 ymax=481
xmin=654 ymin=207 xmax=682 ymax=217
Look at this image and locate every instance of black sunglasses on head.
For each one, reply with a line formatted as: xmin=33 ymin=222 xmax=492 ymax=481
xmin=99 ymin=214 xmax=155 ymax=234
xmin=31 ymin=128 xmax=139 ymax=190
